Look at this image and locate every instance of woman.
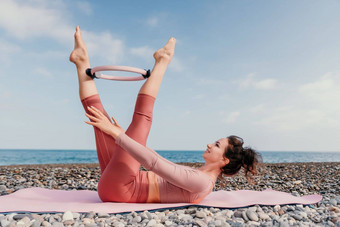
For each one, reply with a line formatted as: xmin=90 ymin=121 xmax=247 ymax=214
xmin=70 ymin=26 xmax=261 ymax=204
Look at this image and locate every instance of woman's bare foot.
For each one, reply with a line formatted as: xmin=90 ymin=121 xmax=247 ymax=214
xmin=69 ymin=26 xmax=89 ymax=66
xmin=153 ymin=37 xmax=176 ymax=64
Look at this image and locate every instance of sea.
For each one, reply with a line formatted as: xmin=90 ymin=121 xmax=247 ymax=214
xmin=0 ymin=149 xmax=339 ymax=166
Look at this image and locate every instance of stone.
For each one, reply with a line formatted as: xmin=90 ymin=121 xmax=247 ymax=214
xmin=292 ymin=214 xmax=302 ymax=221
xmin=279 ymin=220 xmax=289 ymax=227
xmin=164 ymin=220 xmax=173 ymax=226
xmin=1 ymin=219 xmax=10 ymax=227
xmin=153 ymin=224 xmax=164 ymax=227
xmin=214 ymin=220 xmax=222 ymax=226
xmin=62 ymin=211 xmax=73 ymax=221
xmin=195 ymin=219 xmax=207 ymax=227
xmin=0 ymin=185 xmax=7 ymax=191
xmin=241 ymin=211 xmax=249 ymax=221
xmin=248 ymin=206 xmax=257 ymax=212
xmin=72 ymin=213 xmax=80 ymax=220
xmin=146 ymin=219 xmax=157 ymax=226
xmin=259 ymin=212 xmax=270 ymax=220
xmin=274 ymin=205 xmax=281 ymax=212
xmin=13 ymin=214 xmax=32 ymax=220
xmin=132 ymin=216 xmax=142 ymax=223
xmin=85 ymin=212 xmax=95 ymax=219
xmin=222 ymin=221 xmax=231 ymax=227
xmin=17 ymin=216 xmax=31 ymax=226
xmin=97 ymin=213 xmax=109 ymax=218
xmin=196 ymin=211 xmax=207 ymax=218
xmin=42 ymin=221 xmax=52 ymax=227
xmin=63 ymin=220 xmax=74 ymax=225
xmin=113 ymin=222 xmax=124 ymax=227
xmin=31 ymin=219 xmax=42 ymax=227
xmin=233 ymin=211 xmax=242 ymax=218
xmin=247 ymin=221 xmax=260 ymax=226
xmin=330 ymin=199 xmax=337 ymax=206
xmin=246 ymin=210 xmax=259 ymax=222
xmin=293 ymin=180 xmax=302 ymax=184
xmin=52 ymin=222 xmax=64 ymax=227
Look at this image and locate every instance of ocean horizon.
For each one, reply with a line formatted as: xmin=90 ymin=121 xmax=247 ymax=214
xmin=0 ymin=149 xmax=339 ymax=166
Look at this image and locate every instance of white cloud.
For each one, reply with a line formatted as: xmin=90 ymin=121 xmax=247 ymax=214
xmin=168 ymin=57 xmax=184 ymax=72
xmin=0 ymin=39 xmax=21 ymax=53
xmin=253 ymin=79 xmax=277 ymax=90
xmin=83 ymin=31 xmax=125 ymax=64
xmin=239 ymin=73 xmax=277 ymax=90
xmin=0 ymin=0 xmax=73 ymax=43
xmin=76 ymin=1 xmax=92 ymax=15
xmin=195 ymin=78 xmax=226 ymax=86
xmin=253 ymin=72 xmax=340 ymax=132
xmin=130 ymin=46 xmax=154 ymax=58
xmin=250 ymin=104 xmax=265 ymax=113
xmin=146 ymin=17 xmax=159 ymax=27
xmin=254 ymin=106 xmax=330 ymax=131
xmin=34 ymin=67 xmax=54 ymax=78
xmin=299 ymin=72 xmax=340 ymax=107
xmin=222 ymin=111 xmax=240 ymax=123
xmin=192 ymin=94 xmax=205 ymax=100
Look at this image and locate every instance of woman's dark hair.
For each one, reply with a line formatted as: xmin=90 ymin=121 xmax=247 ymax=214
xmin=221 ymin=135 xmax=262 ymax=183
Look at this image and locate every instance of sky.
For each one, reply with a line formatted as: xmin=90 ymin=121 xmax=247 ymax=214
xmin=0 ymin=0 xmax=340 ymax=152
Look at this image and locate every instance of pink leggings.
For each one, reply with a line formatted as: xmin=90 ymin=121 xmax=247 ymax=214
xmin=81 ymin=93 xmax=155 ymax=203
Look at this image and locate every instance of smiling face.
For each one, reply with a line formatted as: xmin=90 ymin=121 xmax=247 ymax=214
xmin=203 ymin=138 xmax=229 ymax=165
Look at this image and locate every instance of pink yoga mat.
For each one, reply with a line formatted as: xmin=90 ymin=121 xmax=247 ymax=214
xmin=0 ymin=188 xmax=322 ymax=213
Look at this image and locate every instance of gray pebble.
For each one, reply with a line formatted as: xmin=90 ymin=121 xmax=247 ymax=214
xmin=62 ymin=211 xmax=73 ymax=221
xmin=259 ymin=212 xmax=270 ymax=220
xmin=195 ymin=219 xmax=207 ymax=227
xmin=279 ymin=220 xmax=289 ymax=227
xmin=133 ymin=216 xmax=141 ymax=223
xmin=214 ymin=220 xmax=222 ymax=226
xmin=31 ymin=219 xmax=42 ymax=227
xmin=146 ymin=219 xmax=157 ymax=226
xmin=52 ymin=222 xmax=64 ymax=227
xmin=97 ymin=213 xmax=109 ymax=218
xmin=330 ymin=198 xmax=337 ymax=206
xmin=0 ymin=185 xmax=7 ymax=191
xmin=196 ymin=211 xmax=207 ymax=218
xmin=42 ymin=221 xmax=52 ymax=227
xmin=13 ymin=214 xmax=31 ymax=220
xmin=246 ymin=210 xmax=258 ymax=222
xmin=164 ymin=220 xmax=173 ymax=226
xmin=1 ymin=219 xmax=10 ymax=227
xmin=292 ymin=214 xmax=303 ymax=221
xmin=85 ymin=212 xmax=95 ymax=219
xmin=84 ymin=224 xmax=97 ymax=227
xmin=241 ymin=211 xmax=248 ymax=221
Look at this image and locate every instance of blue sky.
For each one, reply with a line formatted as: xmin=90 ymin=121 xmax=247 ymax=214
xmin=1 ymin=0 xmax=340 ymax=151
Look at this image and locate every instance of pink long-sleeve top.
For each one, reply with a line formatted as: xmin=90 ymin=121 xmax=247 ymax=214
xmin=116 ymin=133 xmax=215 ymax=203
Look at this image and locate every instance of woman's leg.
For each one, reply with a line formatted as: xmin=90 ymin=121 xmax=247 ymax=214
xmin=98 ymin=38 xmax=176 ymax=203
xmin=70 ymin=26 xmax=117 ymax=173
xmin=69 ymin=26 xmax=98 ymax=100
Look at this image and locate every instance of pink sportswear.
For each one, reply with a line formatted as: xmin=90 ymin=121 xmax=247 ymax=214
xmin=82 ymin=93 xmax=214 ymax=203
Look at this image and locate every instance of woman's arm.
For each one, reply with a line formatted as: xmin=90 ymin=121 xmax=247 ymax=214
xmin=85 ymin=106 xmax=212 ymax=193
xmin=115 ymin=132 xmax=212 ymax=193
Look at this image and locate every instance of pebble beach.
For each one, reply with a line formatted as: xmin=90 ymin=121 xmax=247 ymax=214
xmin=0 ymin=162 xmax=339 ymax=227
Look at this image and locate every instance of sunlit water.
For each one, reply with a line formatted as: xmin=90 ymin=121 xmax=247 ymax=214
xmin=0 ymin=149 xmax=339 ymax=166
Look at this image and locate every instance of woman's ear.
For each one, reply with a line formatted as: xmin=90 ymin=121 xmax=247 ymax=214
xmin=222 ymin=157 xmax=229 ymax=166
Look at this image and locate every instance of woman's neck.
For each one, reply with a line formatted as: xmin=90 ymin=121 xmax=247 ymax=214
xmin=198 ymin=163 xmax=221 ymax=183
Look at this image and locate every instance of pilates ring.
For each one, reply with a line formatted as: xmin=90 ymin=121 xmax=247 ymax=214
xmin=86 ymin=65 xmax=151 ymax=81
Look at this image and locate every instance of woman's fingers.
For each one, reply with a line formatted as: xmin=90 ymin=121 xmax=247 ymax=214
xmin=111 ymin=116 xmax=121 ymax=127
xmin=85 ymin=113 xmax=97 ymax=121
xmin=84 ymin=121 xmax=96 ymax=126
xmin=87 ymin=106 xmax=105 ymax=119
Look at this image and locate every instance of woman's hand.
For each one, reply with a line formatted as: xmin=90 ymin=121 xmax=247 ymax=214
xmin=84 ymin=106 xmax=125 ymax=139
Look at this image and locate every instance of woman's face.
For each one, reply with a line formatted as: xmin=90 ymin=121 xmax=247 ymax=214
xmin=203 ymin=138 xmax=229 ymax=164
